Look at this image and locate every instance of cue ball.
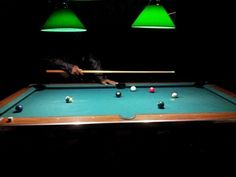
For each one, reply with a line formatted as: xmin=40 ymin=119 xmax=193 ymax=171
xmin=149 ymin=87 xmax=155 ymax=93
xmin=158 ymin=101 xmax=165 ymax=109
xmin=171 ymin=92 xmax=178 ymax=98
xmin=130 ymin=86 xmax=136 ymax=91
xmin=15 ymin=104 xmax=23 ymax=112
xmin=116 ymin=91 xmax=122 ymax=97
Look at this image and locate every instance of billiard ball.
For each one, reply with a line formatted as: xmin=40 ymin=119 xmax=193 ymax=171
xmin=149 ymin=87 xmax=155 ymax=93
xmin=130 ymin=85 xmax=136 ymax=92
xmin=65 ymin=96 xmax=70 ymax=102
xmin=65 ymin=96 xmax=73 ymax=103
xmin=157 ymin=101 xmax=165 ymax=109
xmin=68 ymin=97 xmax=73 ymax=103
xmin=7 ymin=117 xmax=14 ymax=122
xmin=116 ymin=91 xmax=122 ymax=97
xmin=15 ymin=104 xmax=23 ymax=112
xmin=171 ymin=92 xmax=178 ymax=98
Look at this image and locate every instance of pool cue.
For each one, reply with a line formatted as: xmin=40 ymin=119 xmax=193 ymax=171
xmin=46 ymin=70 xmax=175 ymax=74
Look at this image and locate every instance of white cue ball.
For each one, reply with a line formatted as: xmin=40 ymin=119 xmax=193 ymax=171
xmin=171 ymin=92 xmax=178 ymax=98
xmin=130 ymin=85 xmax=136 ymax=91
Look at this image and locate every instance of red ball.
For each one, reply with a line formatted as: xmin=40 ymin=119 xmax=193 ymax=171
xmin=149 ymin=87 xmax=155 ymax=93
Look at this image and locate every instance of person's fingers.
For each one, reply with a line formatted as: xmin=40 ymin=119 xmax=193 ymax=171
xmin=101 ymin=80 xmax=108 ymax=85
xmin=101 ymin=79 xmax=118 ymax=86
xmin=109 ymin=81 xmax=118 ymax=86
xmin=72 ymin=66 xmax=83 ymax=75
xmin=76 ymin=68 xmax=84 ymax=75
xmin=107 ymin=79 xmax=118 ymax=85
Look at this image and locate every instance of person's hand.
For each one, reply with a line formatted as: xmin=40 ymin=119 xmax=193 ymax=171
xmin=100 ymin=79 xmax=118 ymax=86
xmin=71 ymin=65 xmax=83 ymax=76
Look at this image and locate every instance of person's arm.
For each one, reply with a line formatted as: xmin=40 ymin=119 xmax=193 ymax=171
xmin=47 ymin=57 xmax=83 ymax=76
xmin=84 ymin=53 xmax=118 ymax=85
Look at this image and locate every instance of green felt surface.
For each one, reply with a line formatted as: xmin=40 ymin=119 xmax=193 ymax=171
xmin=1 ymin=83 xmax=236 ymax=119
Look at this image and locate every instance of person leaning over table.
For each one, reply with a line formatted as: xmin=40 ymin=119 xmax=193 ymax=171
xmin=45 ymin=52 xmax=118 ymax=86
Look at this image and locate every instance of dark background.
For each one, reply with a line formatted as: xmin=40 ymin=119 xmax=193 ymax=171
xmin=0 ymin=1 xmax=236 ymax=173
xmin=0 ymin=0 xmax=235 ymax=99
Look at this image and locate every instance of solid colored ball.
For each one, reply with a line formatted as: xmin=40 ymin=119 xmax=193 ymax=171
xmin=158 ymin=101 xmax=165 ymax=109
xmin=130 ymin=85 xmax=136 ymax=91
xmin=171 ymin=92 xmax=178 ymax=98
xmin=116 ymin=91 xmax=122 ymax=97
xmin=15 ymin=104 xmax=23 ymax=112
xmin=149 ymin=87 xmax=155 ymax=93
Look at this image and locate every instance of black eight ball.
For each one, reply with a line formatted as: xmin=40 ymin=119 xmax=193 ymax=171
xmin=116 ymin=91 xmax=122 ymax=97
xmin=158 ymin=101 xmax=165 ymax=109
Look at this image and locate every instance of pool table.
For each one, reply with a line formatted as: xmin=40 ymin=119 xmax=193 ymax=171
xmin=0 ymin=82 xmax=236 ymax=126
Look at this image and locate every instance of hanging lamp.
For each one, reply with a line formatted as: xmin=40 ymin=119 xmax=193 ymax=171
xmin=41 ymin=2 xmax=86 ymax=32
xmin=132 ymin=1 xmax=175 ymax=29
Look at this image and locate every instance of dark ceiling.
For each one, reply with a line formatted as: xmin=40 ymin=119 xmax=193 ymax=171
xmin=0 ymin=0 xmax=177 ymax=33
xmin=1 ymin=0 xmax=235 ymax=84
xmin=0 ymin=0 xmax=178 ymax=60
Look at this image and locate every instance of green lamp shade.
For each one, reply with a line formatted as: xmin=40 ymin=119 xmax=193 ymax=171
xmin=41 ymin=8 xmax=86 ymax=32
xmin=132 ymin=5 xmax=175 ymax=29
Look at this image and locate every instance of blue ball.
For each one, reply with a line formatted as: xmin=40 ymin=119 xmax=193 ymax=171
xmin=15 ymin=104 xmax=23 ymax=112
